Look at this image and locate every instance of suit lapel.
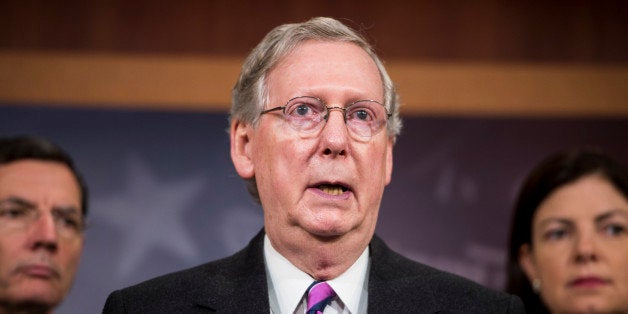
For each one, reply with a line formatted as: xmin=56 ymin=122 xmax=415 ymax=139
xmin=367 ymin=235 xmax=441 ymax=313
xmin=183 ymin=231 xmax=444 ymax=312
xmin=192 ymin=229 xmax=271 ymax=312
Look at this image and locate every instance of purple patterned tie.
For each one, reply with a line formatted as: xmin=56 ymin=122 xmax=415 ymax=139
xmin=306 ymin=281 xmax=336 ymax=314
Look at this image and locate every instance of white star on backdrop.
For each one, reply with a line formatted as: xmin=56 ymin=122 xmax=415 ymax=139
xmin=94 ymin=154 xmax=206 ymax=278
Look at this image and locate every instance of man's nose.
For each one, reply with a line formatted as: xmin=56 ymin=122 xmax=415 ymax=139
xmin=320 ymin=109 xmax=349 ymax=156
xmin=324 ymin=108 xmax=348 ymax=131
xmin=29 ymin=212 xmax=59 ymax=252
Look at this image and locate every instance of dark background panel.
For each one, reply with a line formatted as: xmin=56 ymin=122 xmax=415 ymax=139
xmin=1 ymin=104 xmax=626 ymax=312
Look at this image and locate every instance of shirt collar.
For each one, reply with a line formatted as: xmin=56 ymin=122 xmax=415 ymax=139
xmin=264 ymin=234 xmax=369 ymax=314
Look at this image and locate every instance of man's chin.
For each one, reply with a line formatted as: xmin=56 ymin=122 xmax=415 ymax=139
xmin=5 ymin=283 xmax=63 ymax=310
xmin=308 ymin=230 xmax=344 ymax=241
xmin=304 ymin=222 xmax=353 ymax=240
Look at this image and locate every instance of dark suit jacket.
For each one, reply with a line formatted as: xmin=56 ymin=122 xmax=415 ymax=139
xmin=103 ymin=230 xmax=524 ymax=313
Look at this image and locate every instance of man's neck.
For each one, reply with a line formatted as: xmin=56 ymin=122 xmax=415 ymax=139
xmin=266 ymin=228 xmax=372 ymax=280
xmin=264 ymin=235 xmax=370 ymax=314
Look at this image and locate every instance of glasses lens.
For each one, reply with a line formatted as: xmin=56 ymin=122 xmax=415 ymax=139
xmin=346 ymin=101 xmax=388 ymax=137
xmin=280 ymin=97 xmax=388 ymax=139
xmin=284 ymin=97 xmax=326 ymax=133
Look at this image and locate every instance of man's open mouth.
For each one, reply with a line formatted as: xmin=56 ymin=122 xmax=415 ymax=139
xmin=317 ymin=183 xmax=349 ymax=196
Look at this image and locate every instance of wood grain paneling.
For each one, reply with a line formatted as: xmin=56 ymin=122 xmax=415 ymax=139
xmin=1 ymin=51 xmax=626 ymax=116
xmin=1 ymin=0 xmax=626 ymax=62
xmin=1 ymin=1 xmax=626 ymax=116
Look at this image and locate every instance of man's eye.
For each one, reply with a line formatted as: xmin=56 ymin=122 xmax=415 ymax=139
xmin=288 ymin=102 xmax=321 ymax=118
xmin=62 ymin=218 xmax=80 ymax=229
xmin=0 ymin=207 xmax=29 ymax=219
xmin=294 ymin=104 xmax=311 ymax=116
xmin=348 ymin=107 xmax=374 ymax=122
xmin=53 ymin=213 xmax=84 ymax=231
xmin=354 ymin=109 xmax=371 ymax=121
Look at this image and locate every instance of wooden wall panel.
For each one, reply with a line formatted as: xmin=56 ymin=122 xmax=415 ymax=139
xmin=1 ymin=51 xmax=626 ymax=116
xmin=1 ymin=1 xmax=626 ymax=115
xmin=1 ymin=0 xmax=626 ymax=61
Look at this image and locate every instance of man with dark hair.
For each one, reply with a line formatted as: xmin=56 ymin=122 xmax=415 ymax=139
xmin=0 ymin=135 xmax=87 ymax=314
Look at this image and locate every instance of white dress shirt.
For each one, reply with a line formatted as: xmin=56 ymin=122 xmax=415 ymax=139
xmin=264 ymin=235 xmax=370 ymax=314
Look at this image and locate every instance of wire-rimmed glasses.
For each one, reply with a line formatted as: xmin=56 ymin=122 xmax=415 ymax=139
xmin=260 ymin=96 xmax=391 ymax=139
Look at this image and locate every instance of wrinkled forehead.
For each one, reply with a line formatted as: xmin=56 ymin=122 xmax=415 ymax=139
xmin=266 ymin=41 xmax=384 ymax=101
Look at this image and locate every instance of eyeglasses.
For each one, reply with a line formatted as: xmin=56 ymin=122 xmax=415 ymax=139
xmin=0 ymin=198 xmax=85 ymax=239
xmin=260 ymin=96 xmax=391 ymax=139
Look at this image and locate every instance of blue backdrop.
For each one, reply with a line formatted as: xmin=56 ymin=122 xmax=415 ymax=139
xmin=1 ymin=104 xmax=627 ymax=313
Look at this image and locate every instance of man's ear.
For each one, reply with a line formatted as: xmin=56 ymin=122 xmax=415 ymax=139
xmin=518 ymin=244 xmax=539 ymax=283
xmin=230 ymin=119 xmax=255 ymax=179
xmin=385 ymin=137 xmax=393 ymax=185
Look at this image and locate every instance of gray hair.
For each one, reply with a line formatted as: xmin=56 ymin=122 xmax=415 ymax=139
xmin=230 ymin=17 xmax=402 ymax=202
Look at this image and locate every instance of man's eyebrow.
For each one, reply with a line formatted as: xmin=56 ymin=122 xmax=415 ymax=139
xmin=0 ymin=196 xmax=36 ymax=208
xmin=0 ymin=197 xmax=81 ymax=216
xmin=595 ymin=209 xmax=628 ymax=223
xmin=52 ymin=205 xmax=82 ymax=216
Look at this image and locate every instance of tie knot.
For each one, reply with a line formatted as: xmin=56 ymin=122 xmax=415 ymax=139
xmin=306 ymin=281 xmax=336 ymax=314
